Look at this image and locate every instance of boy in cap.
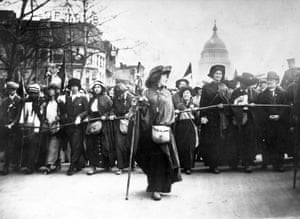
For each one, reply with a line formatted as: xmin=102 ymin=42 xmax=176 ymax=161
xmin=40 ymin=82 xmax=62 ymax=174
xmin=0 ymin=81 xmax=22 ymax=175
xmin=19 ymin=83 xmax=44 ymax=174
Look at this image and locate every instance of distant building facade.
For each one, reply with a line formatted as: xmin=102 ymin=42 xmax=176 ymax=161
xmin=0 ymin=10 xmax=118 ymax=90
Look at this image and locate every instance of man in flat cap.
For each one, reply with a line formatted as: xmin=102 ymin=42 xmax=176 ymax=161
xmin=62 ymin=78 xmax=88 ymax=175
xmin=256 ymin=72 xmax=289 ymax=172
xmin=0 ymin=81 xmax=22 ymax=175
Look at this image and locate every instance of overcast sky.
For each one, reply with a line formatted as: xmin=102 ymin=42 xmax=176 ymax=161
xmin=99 ymin=0 xmax=300 ymax=84
xmin=2 ymin=0 xmax=300 ymax=85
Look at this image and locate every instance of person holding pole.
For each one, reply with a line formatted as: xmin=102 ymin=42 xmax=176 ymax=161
xmin=135 ymin=65 xmax=182 ymax=201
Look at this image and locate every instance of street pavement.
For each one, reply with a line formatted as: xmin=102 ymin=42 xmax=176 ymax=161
xmin=1 ymin=164 xmax=300 ymax=219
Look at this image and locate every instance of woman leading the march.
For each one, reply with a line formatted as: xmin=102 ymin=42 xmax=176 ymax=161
xmin=135 ymin=65 xmax=181 ymax=201
xmin=85 ymin=80 xmax=113 ymax=175
xmin=199 ymin=65 xmax=230 ymax=174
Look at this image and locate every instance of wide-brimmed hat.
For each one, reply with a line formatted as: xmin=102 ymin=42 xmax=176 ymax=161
xmin=179 ymin=86 xmax=195 ymax=97
xmin=91 ymin=80 xmax=105 ymax=90
xmin=68 ymin=78 xmax=81 ymax=89
xmin=6 ymin=81 xmax=19 ymax=90
xmin=208 ymin=65 xmax=225 ymax=79
xmin=145 ymin=65 xmax=172 ymax=88
xmin=27 ymin=83 xmax=41 ymax=94
xmin=267 ymin=71 xmax=280 ymax=81
xmin=236 ymin=72 xmax=259 ymax=86
xmin=175 ymin=78 xmax=189 ymax=89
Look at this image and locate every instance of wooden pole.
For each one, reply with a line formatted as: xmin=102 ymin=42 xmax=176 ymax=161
xmin=125 ymin=106 xmax=138 ymax=200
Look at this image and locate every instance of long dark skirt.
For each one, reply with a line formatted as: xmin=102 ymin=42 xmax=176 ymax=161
xmin=86 ymin=133 xmax=111 ymax=168
xmin=200 ymin=123 xmax=223 ymax=169
xmin=175 ymin=119 xmax=197 ymax=169
xmin=135 ymin=128 xmax=179 ymax=193
xmin=113 ymin=120 xmax=129 ymax=169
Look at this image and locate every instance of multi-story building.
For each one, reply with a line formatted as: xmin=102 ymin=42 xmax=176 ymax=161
xmin=0 ymin=10 xmax=118 ymax=90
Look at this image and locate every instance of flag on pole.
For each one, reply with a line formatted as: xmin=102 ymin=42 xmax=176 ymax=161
xmin=183 ymin=62 xmax=192 ymax=78
xmin=183 ymin=62 xmax=192 ymax=85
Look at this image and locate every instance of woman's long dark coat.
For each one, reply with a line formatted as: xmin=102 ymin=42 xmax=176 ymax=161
xmin=85 ymin=94 xmax=114 ymax=168
xmin=199 ymin=81 xmax=230 ymax=168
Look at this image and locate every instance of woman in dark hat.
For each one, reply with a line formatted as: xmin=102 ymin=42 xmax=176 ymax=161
xmin=199 ymin=64 xmax=230 ymax=174
xmin=174 ymin=86 xmax=198 ymax=174
xmin=229 ymin=73 xmax=259 ymax=173
xmin=111 ymin=83 xmax=133 ymax=175
xmin=135 ymin=65 xmax=181 ymax=201
xmin=85 ymin=80 xmax=114 ymax=175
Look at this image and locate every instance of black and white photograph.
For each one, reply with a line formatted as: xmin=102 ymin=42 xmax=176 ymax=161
xmin=0 ymin=0 xmax=300 ymax=218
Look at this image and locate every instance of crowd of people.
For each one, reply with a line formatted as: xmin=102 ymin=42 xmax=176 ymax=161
xmin=0 ymin=63 xmax=300 ymax=201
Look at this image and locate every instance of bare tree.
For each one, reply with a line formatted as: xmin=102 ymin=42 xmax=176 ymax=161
xmin=0 ymin=0 xmax=50 ymax=81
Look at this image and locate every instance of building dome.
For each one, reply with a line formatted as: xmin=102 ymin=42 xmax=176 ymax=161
xmin=196 ymin=21 xmax=233 ymax=84
xmin=201 ymin=22 xmax=229 ymax=58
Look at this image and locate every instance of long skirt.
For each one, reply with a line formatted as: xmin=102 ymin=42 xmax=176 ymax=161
xmin=136 ymin=128 xmax=179 ymax=193
xmin=200 ymin=123 xmax=223 ymax=169
xmin=175 ymin=119 xmax=197 ymax=169
xmin=113 ymin=120 xmax=129 ymax=169
xmin=86 ymin=120 xmax=115 ymax=168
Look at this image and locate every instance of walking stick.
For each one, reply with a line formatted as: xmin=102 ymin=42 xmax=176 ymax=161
xmin=125 ymin=106 xmax=138 ymax=200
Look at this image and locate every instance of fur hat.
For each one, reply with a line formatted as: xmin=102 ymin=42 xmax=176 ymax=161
xmin=208 ymin=65 xmax=225 ymax=80
xmin=68 ymin=78 xmax=81 ymax=89
xmin=236 ymin=72 xmax=259 ymax=86
xmin=175 ymin=78 xmax=189 ymax=89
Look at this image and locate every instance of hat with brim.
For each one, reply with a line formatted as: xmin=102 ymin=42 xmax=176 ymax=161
xmin=145 ymin=65 xmax=172 ymax=88
xmin=236 ymin=72 xmax=259 ymax=86
xmin=27 ymin=83 xmax=41 ymax=94
xmin=208 ymin=65 xmax=225 ymax=80
xmin=267 ymin=71 xmax=280 ymax=81
xmin=179 ymin=86 xmax=195 ymax=97
xmin=68 ymin=78 xmax=81 ymax=89
xmin=91 ymin=80 xmax=105 ymax=90
xmin=176 ymin=78 xmax=189 ymax=89
xmin=6 ymin=81 xmax=19 ymax=90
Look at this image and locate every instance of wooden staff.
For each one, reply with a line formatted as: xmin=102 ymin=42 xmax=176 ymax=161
xmin=125 ymin=106 xmax=138 ymax=200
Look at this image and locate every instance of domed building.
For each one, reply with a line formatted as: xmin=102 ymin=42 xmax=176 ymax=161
xmin=196 ymin=21 xmax=233 ymax=84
